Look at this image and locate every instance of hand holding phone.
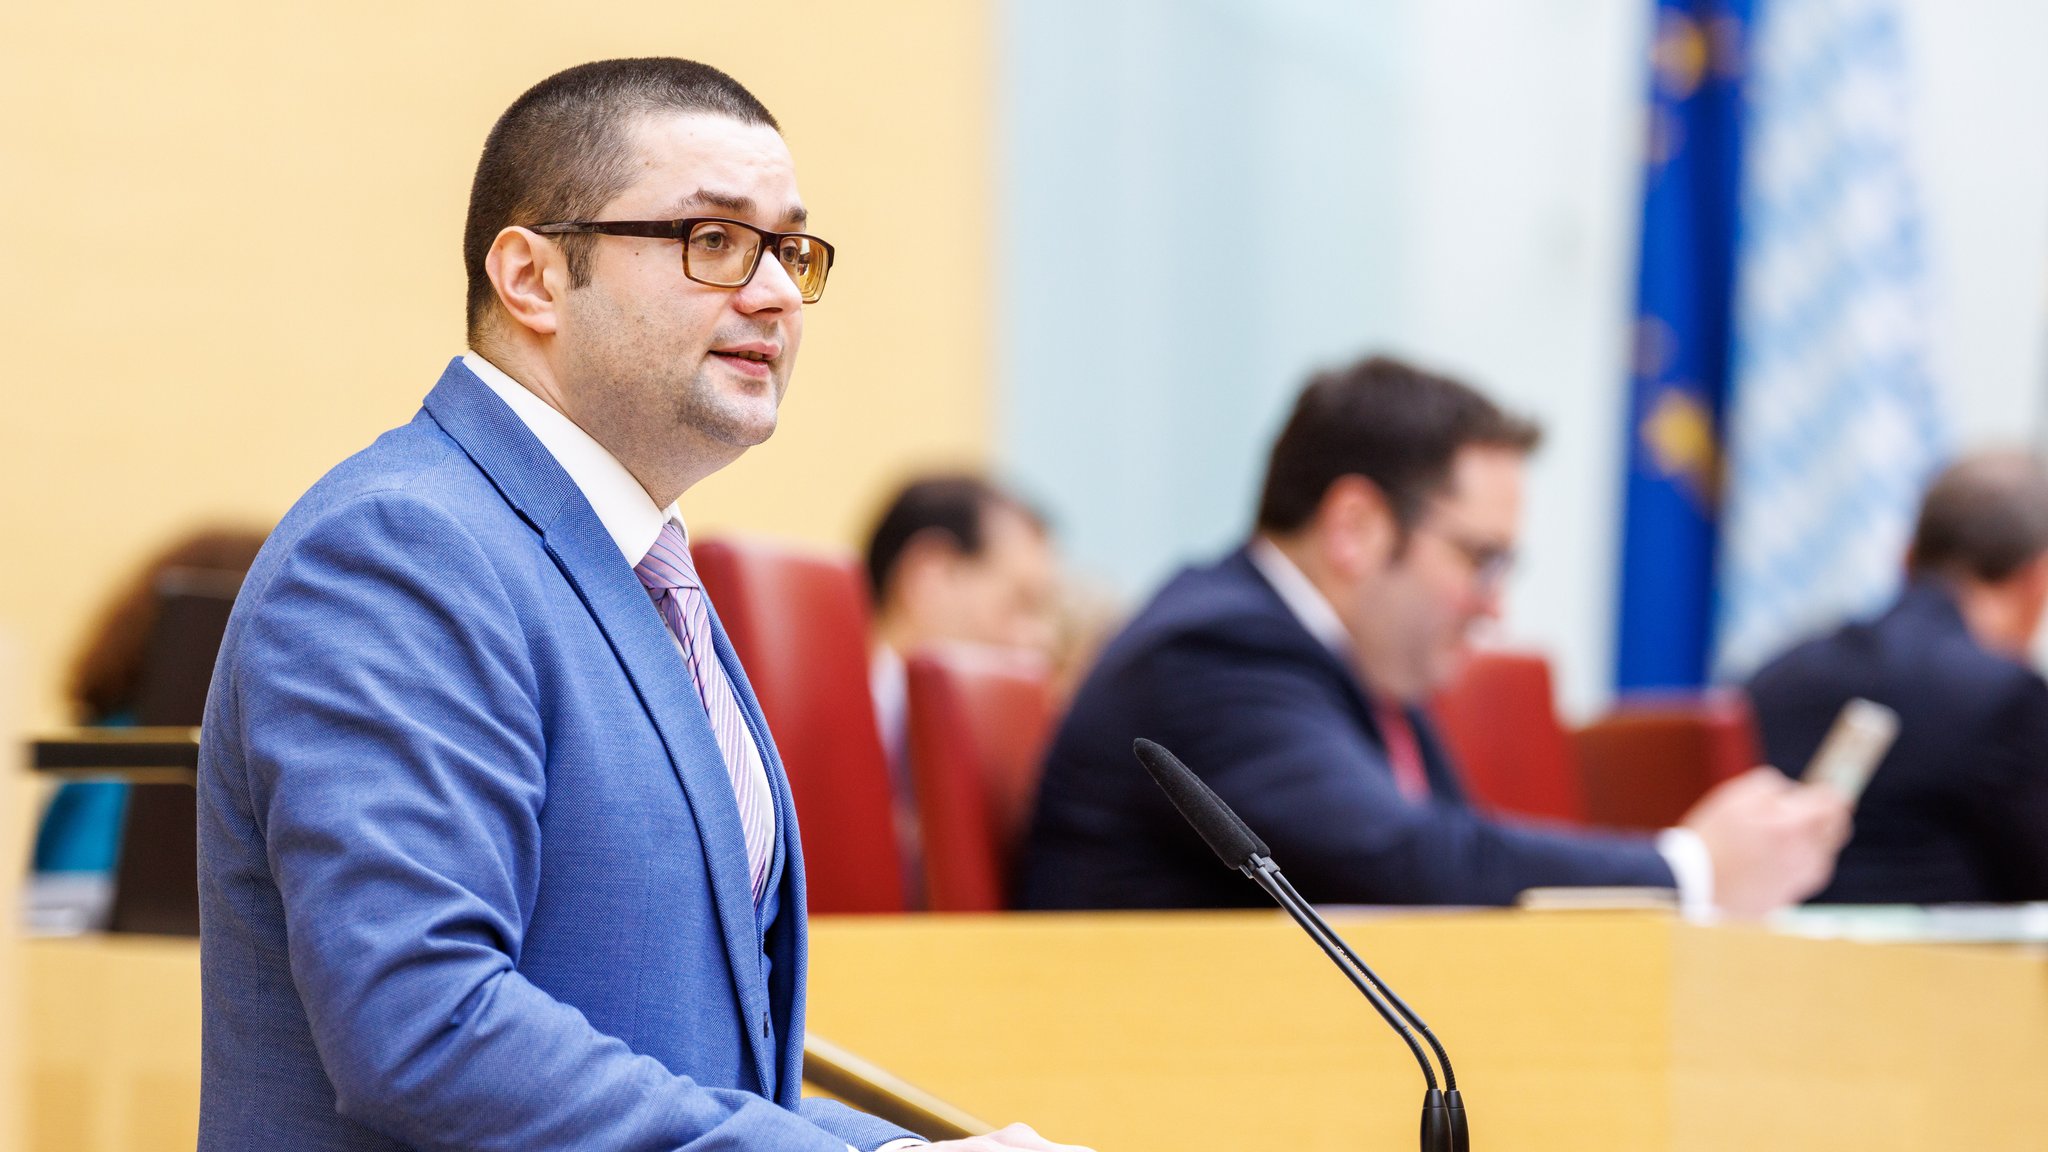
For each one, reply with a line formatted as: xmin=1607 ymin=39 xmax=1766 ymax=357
xmin=1803 ymin=697 xmax=1899 ymax=804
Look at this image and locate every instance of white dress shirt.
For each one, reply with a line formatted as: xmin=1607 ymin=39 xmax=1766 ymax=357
xmin=870 ymin=644 xmax=910 ymax=775
xmin=1246 ymin=536 xmax=1713 ymax=916
xmin=466 ymin=353 xmax=924 ymax=1150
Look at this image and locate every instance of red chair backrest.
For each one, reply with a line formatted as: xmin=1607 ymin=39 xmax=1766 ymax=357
xmin=905 ymin=645 xmax=1058 ymax=912
xmin=1429 ymin=650 xmax=1587 ymax=825
xmin=692 ymin=537 xmax=907 ymax=913
xmin=1572 ymin=690 xmax=1760 ymax=831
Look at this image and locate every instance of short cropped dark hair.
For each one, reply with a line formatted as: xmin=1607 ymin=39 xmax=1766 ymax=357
xmin=463 ymin=58 xmax=778 ymax=341
xmin=864 ymin=475 xmax=1047 ymax=603
xmin=1256 ymin=355 xmax=1542 ymax=535
xmin=1906 ymin=451 xmax=2048 ymax=583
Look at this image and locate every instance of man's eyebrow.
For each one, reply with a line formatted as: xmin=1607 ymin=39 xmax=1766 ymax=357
xmin=661 ymin=189 xmax=808 ymax=229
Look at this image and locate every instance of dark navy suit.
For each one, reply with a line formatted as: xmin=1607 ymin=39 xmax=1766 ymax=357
xmin=1020 ymin=548 xmax=1671 ymax=909
xmin=1748 ymin=580 xmax=2048 ymax=904
xmin=197 ymin=361 xmax=911 ymax=1150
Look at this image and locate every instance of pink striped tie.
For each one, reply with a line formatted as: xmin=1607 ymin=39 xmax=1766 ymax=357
xmin=635 ymin=522 xmax=775 ymax=903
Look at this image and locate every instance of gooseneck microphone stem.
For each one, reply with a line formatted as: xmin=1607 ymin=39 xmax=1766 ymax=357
xmin=1242 ymin=857 xmax=1439 ymax=1091
xmin=1131 ymin=738 xmax=1472 ymax=1151
xmin=1255 ymin=861 xmax=1459 ymax=1092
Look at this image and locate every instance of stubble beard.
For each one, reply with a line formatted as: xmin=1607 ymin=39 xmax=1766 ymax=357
xmin=674 ymin=360 xmax=783 ymax=450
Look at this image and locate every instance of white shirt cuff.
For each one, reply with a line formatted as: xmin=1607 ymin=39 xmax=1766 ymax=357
xmin=1655 ymin=826 xmax=1715 ymax=922
xmin=870 ymin=1140 xmax=929 ymax=1151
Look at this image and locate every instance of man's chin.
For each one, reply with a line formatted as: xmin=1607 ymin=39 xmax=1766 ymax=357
xmin=710 ymin=414 xmax=777 ymax=448
xmin=682 ymin=392 xmax=781 ymax=449
xmin=1430 ymin=645 xmax=1476 ymax=692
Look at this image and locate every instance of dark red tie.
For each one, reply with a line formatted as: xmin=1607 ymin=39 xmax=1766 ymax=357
xmin=1373 ymin=699 xmax=1432 ymax=803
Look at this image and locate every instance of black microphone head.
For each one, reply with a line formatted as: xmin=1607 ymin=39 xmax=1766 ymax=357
xmin=1132 ymin=738 xmax=1269 ymax=869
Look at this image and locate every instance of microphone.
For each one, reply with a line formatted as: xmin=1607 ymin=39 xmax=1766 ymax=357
xmin=1132 ymin=738 xmax=1470 ymax=1152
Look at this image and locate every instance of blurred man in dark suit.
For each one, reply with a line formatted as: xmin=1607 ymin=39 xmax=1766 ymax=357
xmin=861 ymin=475 xmax=1059 ymax=897
xmin=1022 ymin=355 xmax=1849 ymax=917
xmin=1749 ymin=451 xmax=2048 ymax=903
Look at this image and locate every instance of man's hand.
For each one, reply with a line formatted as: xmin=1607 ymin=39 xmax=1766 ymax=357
xmin=921 ymin=1122 xmax=1094 ymax=1150
xmin=1680 ymin=767 xmax=1853 ymax=920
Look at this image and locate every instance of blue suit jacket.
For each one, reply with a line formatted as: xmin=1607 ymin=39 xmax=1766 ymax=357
xmin=1019 ymin=548 xmax=1670 ymax=909
xmin=197 ymin=360 xmax=914 ymax=1151
xmin=1748 ymin=580 xmax=2048 ymax=903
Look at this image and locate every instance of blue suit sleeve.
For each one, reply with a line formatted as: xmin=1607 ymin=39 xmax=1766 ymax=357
xmin=227 ymin=493 xmax=853 ymax=1152
xmin=1142 ymin=636 xmax=1671 ymax=905
xmin=800 ymin=1098 xmax=928 ymax=1149
xmin=1965 ymin=673 xmax=2048 ymax=900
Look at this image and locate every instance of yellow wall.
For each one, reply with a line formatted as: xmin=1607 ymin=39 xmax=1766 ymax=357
xmin=0 ymin=1 xmax=992 ymax=728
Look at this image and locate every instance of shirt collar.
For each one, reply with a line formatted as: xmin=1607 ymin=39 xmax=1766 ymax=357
xmin=1246 ymin=535 xmax=1352 ymax=659
xmin=463 ymin=351 xmax=680 ymax=565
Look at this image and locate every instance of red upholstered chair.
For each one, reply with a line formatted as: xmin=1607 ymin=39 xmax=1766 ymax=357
xmin=691 ymin=536 xmax=907 ymax=913
xmin=1429 ymin=650 xmax=1587 ymax=825
xmin=1573 ymin=691 xmax=1760 ymax=831
xmin=904 ymin=645 xmax=1058 ymax=912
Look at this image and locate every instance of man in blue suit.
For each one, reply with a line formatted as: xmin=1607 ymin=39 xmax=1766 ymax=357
xmin=1749 ymin=451 xmax=2048 ymax=904
xmin=1021 ymin=356 xmax=1849 ymax=917
xmin=199 ymin=59 xmax=1082 ymax=1151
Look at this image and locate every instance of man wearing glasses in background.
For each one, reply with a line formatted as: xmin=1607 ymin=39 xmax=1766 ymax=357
xmin=1021 ymin=356 xmax=1851 ymax=920
xmin=198 ymin=58 xmax=1083 ymax=1151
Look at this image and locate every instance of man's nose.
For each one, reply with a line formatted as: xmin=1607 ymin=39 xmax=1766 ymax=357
xmin=735 ymin=251 xmax=803 ymax=313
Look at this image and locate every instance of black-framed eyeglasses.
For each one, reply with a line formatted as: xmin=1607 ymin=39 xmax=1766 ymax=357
xmin=529 ymin=216 xmax=836 ymax=303
xmin=1414 ymin=517 xmax=1517 ymax=592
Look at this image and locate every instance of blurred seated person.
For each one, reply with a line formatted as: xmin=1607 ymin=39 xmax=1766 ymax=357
xmin=863 ymin=476 xmax=1059 ymax=888
xmin=864 ymin=475 xmax=1061 ymax=760
xmin=1021 ymin=355 xmax=1849 ymax=918
xmin=27 ymin=526 xmax=267 ymax=932
xmin=1748 ymin=451 xmax=2048 ymax=903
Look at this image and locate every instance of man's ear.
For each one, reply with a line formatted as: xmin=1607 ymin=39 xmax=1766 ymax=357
xmin=2020 ymin=552 xmax=2048 ymax=593
xmin=485 ymin=227 xmax=566 ymax=337
xmin=2011 ymin=553 xmax=2048 ymax=641
xmin=1315 ymin=474 xmax=1399 ymax=579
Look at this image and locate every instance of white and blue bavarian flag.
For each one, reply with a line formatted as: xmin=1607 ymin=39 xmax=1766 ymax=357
xmin=1715 ymin=0 xmax=1948 ymax=679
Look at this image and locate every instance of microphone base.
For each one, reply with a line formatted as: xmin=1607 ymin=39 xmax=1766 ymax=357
xmin=1420 ymin=1088 xmax=1471 ymax=1151
xmin=1422 ymin=1089 xmax=1448 ymax=1151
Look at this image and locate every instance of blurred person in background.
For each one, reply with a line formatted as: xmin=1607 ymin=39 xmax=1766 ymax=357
xmin=1748 ymin=450 xmax=2048 ymax=903
xmin=863 ymin=474 xmax=1061 ymax=894
xmin=27 ymin=527 xmax=266 ymax=932
xmin=864 ymin=474 xmax=1060 ymax=765
xmin=1022 ymin=355 xmax=1850 ymax=918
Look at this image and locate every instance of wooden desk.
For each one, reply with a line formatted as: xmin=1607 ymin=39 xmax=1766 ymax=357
xmin=21 ymin=910 xmax=2048 ymax=1150
xmin=807 ymin=909 xmax=2048 ymax=1149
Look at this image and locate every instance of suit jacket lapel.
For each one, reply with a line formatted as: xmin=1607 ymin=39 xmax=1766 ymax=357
xmin=1226 ymin=548 xmax=1381 ymax=729
xmin=708 ymin=604 xmax=796 ymax=913
xmin=1226 ymin=549 xmax=1467 ymax=805
xmin=420 ymin=358 xmax=774 ymax=1084
xmin=1407 ymin=708 xmax=1470 ymax=807
xmin=702 ymin=602 xmax=807 ymax=1099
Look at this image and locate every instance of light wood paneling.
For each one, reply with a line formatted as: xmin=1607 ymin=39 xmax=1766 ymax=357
xmin=25 ymin=911 xmax=2048 ymax=1150
xmin=802 ymin=910 xmax=2048 ymax=1151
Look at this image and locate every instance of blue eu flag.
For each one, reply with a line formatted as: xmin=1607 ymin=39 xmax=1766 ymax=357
xmin=1614 ymin=0 xmax=1754 ymax=691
